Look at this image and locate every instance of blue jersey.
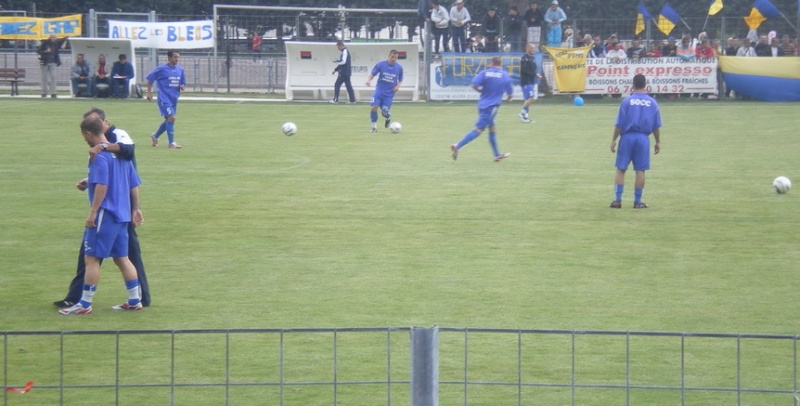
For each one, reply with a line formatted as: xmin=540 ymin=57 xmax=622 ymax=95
xmin=87 ymin=151 xmax=142 ymax=222
xmin=615 ymin=93 xmax=661 ymax=136
xmin=146 ymin=63 xmax=185 ymax=106
xmin=472 ymin=66 xmax=513 ymax=110
xmin=370 ymin=60 xmax=403 ymax=99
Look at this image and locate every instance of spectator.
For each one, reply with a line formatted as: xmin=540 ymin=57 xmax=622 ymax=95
xmin=70 ymin=53 xmax=93 ymax=98
xmin=37 ymin=34 xmax=68 ymax=98
xmin=449 ymin=0 xmax=471 ymax=53
xmin=676 ymin=37 xmax=695 ymax=60
xmin=644 ymin=41 xmax=662 ymax=57
xmin=589 ymin=35 xmax=605 ymax=58
xmin=430 ymin=0 xmax=450 ymax=55
xmin=736 ymin=38 xmax=756 ymax=56
xmin=627 ymin=39 xmax=644 ymax=59
xmin=661 ymin=36 xmax=677 ymax=57
xmin=606 ymin=43 xmax=627 ymax=63
xmin=543 ymin=0 xmax=567 ymax=48
xmin=523 ymin=2 xmax=544 ymax=47
xmin=251 ymin=31 xmax=262 ymax=63
xmin=111 ymin=54 xmax=134 ymax=98
xmin=483 ymin=6 xmax=500 ymax=52
xmin=505 ymin=6 xmax=524 ymax=52
xmin=94 ymin=54 xmax=111 ymax=98
xmin=754 ymin=35 xmax=771 ymax=56
xmin=724 ymin=37 xmax=738 ymax=56
xmin=471 ymin=34 xmax=485 ymax=53
xmin=769 ymin=37 xmax=785 ymax=56
xmin=779 ymin=35 xmax=797 ymax=56
xmin=695 ymin=38 xmax=714 ymax=58
xmin=605 ymin=34 xmax=619 ymax=53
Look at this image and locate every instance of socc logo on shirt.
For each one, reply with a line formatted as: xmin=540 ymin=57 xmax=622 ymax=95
xmin=629 ymin=98 xmax=652 ymax=107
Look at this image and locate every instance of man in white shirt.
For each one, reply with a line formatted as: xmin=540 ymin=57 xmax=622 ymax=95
xmin=449 ymin=0 xmax=471 ymax=53
xmin=430 ymin=0 xmax=450 ymax=55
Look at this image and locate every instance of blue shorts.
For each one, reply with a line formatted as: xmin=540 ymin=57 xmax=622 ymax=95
xmin=371 ymin=93 xmax=394 ymax=111
xmin=522 ymin=84 xmax=537 ymax=101
xmin=83 ymin=209 xmax=129 ymax=259
xmin=475 ymin=105 xmax=500 ymax=130
xmin=158 ymin=99 xmax=177 ymax=118
xmin=615 ymin=133 xmax=651 ymax=171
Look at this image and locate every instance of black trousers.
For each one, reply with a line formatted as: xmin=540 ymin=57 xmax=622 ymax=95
xmin=64 ymin=223 xmax=151 ymax=306
xmin=333 ymin=74 xmax=355 ymax=103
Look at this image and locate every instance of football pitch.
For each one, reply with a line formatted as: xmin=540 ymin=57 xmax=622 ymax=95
xmin=0 ymin=96 xmax=798 ymax=404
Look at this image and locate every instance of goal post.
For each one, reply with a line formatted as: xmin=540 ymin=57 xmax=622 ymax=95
xmin=284 ymin=42 xmax=419 ymax=101
xmin=211 ymin=4 xmax=422 ymax=98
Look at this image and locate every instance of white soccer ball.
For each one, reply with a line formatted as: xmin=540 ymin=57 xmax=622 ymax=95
xmin=281 ymin=122 xmax=297 ymax=136
xmin=773 ymin=176 xmax=791 ymax=194
xmin=388 ymin=122 xmax=402 ymax=134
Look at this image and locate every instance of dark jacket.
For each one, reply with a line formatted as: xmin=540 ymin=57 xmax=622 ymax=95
xmin=37 ymin=38 xmax=67 ymax=66
xmin=520 ymin=53 xmax=537 ymax=86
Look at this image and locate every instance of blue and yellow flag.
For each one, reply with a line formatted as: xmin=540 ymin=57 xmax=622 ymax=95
xmin=708 ymin=0 xmax=724 ymax=15
xmin=635 ymin=2 xmax=652 ymax=35
xmin=657 ymin=4 xmax=681 ymax=36
xmin=744 ymin=0 xmax=781 ymax=29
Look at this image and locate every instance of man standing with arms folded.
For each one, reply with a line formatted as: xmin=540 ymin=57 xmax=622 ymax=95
xmin=147 ymin=50 xmax=186 ymax=149
xmin=330 ymin=40 xmax=355 ymax=104
xmin=449 ymin=0 xmax=471 ymax=53
xmin=450 ymin=56 xmax=513 ymax=162
xmin=609 ymin=74 xmax=661 ymax=209
xmin=365 ymin=50 xmax=403 ymax=133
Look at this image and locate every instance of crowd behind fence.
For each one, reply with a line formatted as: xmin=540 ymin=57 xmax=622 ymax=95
xmin=2 ymin=327 xmax=799 ymax=405
xmin=0 ymin=11 xmax=797 ymax=97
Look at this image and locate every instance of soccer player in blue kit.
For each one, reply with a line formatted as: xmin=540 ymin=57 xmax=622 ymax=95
xmin=59 ymin=116 xmax=143 ymax=315
xmin=609 ymin=74 xmax=662 ymax=209
xmin=147 ymin=50 xmax=186 ymax=149
xmin=450 ymin=56 xmax=513 ymax=162
xmin=365 ymin=49 xmax=403 ymax=133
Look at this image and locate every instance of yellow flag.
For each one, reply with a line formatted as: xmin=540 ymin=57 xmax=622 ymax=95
xmin=657 ymin=15 xmax=676 ymax=36
xmin=743 ymin=7 xmax=767 ymax=30
xmin=708 ymin=0 xmax=723 ymax=16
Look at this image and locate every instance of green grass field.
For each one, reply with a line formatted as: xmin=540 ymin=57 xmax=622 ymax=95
xmin=0 ymin=95 xmax=798 ymax=405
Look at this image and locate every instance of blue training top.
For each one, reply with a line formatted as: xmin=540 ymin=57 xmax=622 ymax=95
xmin=146 ymin=63 xmax=186 ymax=106
xmin=371 ymin=60 xmax=403 ymax=99
xmin=472 ymin=66 xmax=513 ymax=110
xmin=615 ymin=93 xmax=661 ymax=135
xmin=87 ymin=151 xmax=142 ymax=222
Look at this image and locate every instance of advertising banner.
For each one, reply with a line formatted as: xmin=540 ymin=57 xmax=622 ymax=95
xmin=108 ymin=20 xmax=214 ymax=49
xmin=0 ymin=15 xmax=82 ymax=40
xmin=543 ymin=45 xmax=592 ymax=92
xmin=584 ymin=57 xmax=718 ymax=95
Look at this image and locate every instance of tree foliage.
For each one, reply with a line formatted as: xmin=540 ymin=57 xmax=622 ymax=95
xmin=6 ymin=0 xmax=799 ymax=28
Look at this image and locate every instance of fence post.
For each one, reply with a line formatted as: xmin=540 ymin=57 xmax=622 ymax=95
xmin=410 ymin=326 xmax=439 ymax=406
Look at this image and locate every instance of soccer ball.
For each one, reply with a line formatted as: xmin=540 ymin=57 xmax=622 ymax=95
xmin=573 ymin=96 xmax=584 ymax=106
xmin=388 ymin=122 xmax=402 ymax=134
xmin=281 ymin=122 xmax=297 ymax=136
xmin=773 ymin=176 xmax=791 ymax=194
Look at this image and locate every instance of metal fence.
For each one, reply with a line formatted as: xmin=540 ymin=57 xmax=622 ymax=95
xmin=3 ymin=327 xmax=799 ymax=405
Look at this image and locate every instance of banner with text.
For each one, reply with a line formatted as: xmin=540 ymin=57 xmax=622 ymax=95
xmin=108 ymin=20 xmax=214 ymax=49
xmin=0 ymin=15 xmax=82 ymax=40
xmin=543 ymin=45 xmax=592 ymax=92
xmin=585 ymin=57 xmax=718 ymax=95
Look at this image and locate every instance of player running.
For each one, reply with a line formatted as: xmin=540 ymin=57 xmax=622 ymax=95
xmin=365 ymin=50 xmax=403 ymax=133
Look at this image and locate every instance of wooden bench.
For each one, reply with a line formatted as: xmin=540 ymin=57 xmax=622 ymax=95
xmin=0 ymin=68 xmax=26 ymax=96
